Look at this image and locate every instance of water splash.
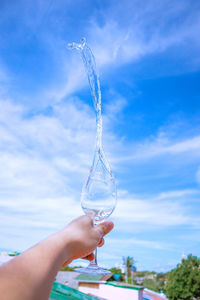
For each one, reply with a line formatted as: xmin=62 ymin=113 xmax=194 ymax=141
xmin=68 ymin=37 xmax=117 ymax=275
xmin=68 ymin=38 xmax=116 ymax=221
xmin=68 ymin=38 xmax=110 ymax=169
xmin=68 ymin=37 xmax=101 ymax=113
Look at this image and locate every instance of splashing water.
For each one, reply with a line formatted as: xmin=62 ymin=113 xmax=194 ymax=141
xmin=68 ymin=38 xmax=117 ymax=222
xmin=68 ymin=38 xmax=100 ymax=112
xmin=68 ymin=38 xmax=103 ymax=153
xmin=68 ymin=37 xmax=117 ymax=275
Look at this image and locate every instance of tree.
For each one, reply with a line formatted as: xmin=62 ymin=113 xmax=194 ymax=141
xmin=143 ymin=278 xmax=161 ymax=293
xmin=60 ymin=265 xmax=76 ymax=271
xmin=137 ymin=271 xmax=156 ymax=277
xmin=164 ymin=254 xmax=200 ymax=300
xmin=109 ymin=267 xmax=122 ymax=274
xmin=123 ymin=256 xmax=136 ymax=283
xmin=125 ymin=256 xmax=136 ymax=277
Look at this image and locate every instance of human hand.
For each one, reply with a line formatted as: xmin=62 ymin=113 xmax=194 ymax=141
xmin=61 ymin=215 xmax=114 ymax=265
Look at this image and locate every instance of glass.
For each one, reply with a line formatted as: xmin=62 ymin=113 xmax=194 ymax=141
xmin=68 ymin=38 xmax=117 ymax=275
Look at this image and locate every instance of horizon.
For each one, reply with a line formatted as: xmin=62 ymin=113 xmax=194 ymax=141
xmin=0 ymin=0 xmax=200 ymax=273
xmin=0 ymin=248 xmax=192 ymax=273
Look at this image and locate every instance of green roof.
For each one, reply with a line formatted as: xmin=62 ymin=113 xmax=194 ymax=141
xmin=106 ymin=281 xmax=143 ymax=291
xmin=75 ymin=274 xmax=102 ymax=281
xmin=49 ymin=282 xmax=99 ymax=300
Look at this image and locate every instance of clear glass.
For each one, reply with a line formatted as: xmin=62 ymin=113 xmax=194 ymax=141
xmin=68 ymin=38 xmax=117 ymax=275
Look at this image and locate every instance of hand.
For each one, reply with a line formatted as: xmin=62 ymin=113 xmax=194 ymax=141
xmin=62 ymin=215 xmax=114 ymax=265
xmin=0 ymin=215 xmax=114 ymax=300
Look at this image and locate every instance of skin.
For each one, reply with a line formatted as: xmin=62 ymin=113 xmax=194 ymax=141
xmin=0 ymin=215 xmax=114 ymax=300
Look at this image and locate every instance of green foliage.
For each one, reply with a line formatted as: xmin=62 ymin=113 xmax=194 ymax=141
xmin=125 ymin=256 xmax=136 ymax=277
xmin=109 ymin=267 xmax=122 ymax=274
xmin=164 ymin=254 xmax=200 ymax=300
xmin=143 ymin=278 xmax=162 ymax=292
xmin=156 ymin=272 xmax=166 ymax=280
xmin=156 ymin=273 xmax=166 ymax=291
xmin=138 ymin=272 xmax=167 ymax=292
xmin=137 ymin=271 xmax=156 ymax=277
xmin=60 ymin=265 xmax=76 ymax=271
xmin=127 ymin=277 xmax=136 ymax=285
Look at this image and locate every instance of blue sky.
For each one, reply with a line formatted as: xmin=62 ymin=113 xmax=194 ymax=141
xmin=0 ymin=0 xmax=200 ymax=272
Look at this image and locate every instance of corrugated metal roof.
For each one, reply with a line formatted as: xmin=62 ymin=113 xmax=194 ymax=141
xmin=49 ymin=282 xmax=100 ymax=300
xmin=75 ymin=274 xmax=103 ymax=281
xmin=56 ymin=271 xmax=79 ymax=289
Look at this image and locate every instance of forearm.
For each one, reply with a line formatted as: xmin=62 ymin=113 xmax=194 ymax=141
xmin=0 ymin=229 xmax=71 ymax=300
xmin=0 ymin=216 xmax=113 ymax=300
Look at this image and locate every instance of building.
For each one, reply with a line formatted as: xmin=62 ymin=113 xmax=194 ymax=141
xmin=0 ymin=260 xmax=166 ymax=300
xmin=55 ymin=271 xmax=80 ymax=289
xmin=135 ymin=276 xmax=145 ymax=284
xmin=49 ymin=282 xmax=100 ymax=300
xmin=78 ymin=280 xmax=144 ymax=300
xmin=55 ymin=271 xmax=144 ymax=299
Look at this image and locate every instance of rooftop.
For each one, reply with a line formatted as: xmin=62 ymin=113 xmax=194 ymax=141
xmin=143 ymin=288 xmax=168 ymax=300
xmin=106 ymin=281 xmax=143 ymax=291
xmin=49 ymin=282 xmax=100 ymax=300
xmin=75 ymin=274 xmax=103 ymax=282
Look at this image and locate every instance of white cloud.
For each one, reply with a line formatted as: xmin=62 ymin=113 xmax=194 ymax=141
xmin=86 ymin=1 xmax=200 ymax=69
xmin=45 ymin=59 xmax=87 ymax=102
xmin=0 ymin=94 xmax=199 ymax=265
xmin=0 ymin=0 xmax=199 ymax=272
xmin=104 ymin=92 xmax=128 ymax=122
xmin=113 ymin=133 xmax=200 ymax=164
xmin=109 ymin=237 xmax=171 ymax=251
xmin=0 ymin=97 xmax=199 ymax=231
xmin=112 ymin=189 xmax=199 ymax=230
xmin=157 ymin=189 xmax=198 ymax=200
xmin=0 ymin=97 xmax=95 ymax=247
xmin=35 ymin=0 xmax=200 ymax=103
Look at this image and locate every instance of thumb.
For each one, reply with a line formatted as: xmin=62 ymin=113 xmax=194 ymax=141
xmin=96 ymin=221 xmax=114 ymax=237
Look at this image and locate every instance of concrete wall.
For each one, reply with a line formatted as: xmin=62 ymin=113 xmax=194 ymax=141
xmin=79 ymin=283 xmax=143 ymax=300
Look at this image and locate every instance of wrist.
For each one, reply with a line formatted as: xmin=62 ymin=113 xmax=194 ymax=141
xmin=56 ymin=228 xmax=75 ymax=265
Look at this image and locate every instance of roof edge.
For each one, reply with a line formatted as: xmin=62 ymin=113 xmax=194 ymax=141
xmin=106 ymin=282 xmax=143 ymax=291
xmin=77 ymin=280 xmax=107 ymax=284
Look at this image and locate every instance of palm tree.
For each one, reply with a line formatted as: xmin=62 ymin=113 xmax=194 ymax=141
xmin=124 ymin=256 xmax=136 ymax=283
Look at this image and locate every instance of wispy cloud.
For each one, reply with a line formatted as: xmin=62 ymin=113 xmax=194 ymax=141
xmin=113 ymin=189 xmax=200 ymax=229
xmin=32 ymin=0 xmax=200 ymax=102
xmin=79 ymin=0 xmax=200 ymax=80
xmin=110 ymin=237 xmax=172 ymax=251
xmin=0 ymin=96 xmax=199 ymax=233
xmin=0 ymin=97 xmax=97 ymax=196
xmin=116 ymin=135 xmax=200 ymax=163
xmin=0 ymin=0 xmax=200 ymax=271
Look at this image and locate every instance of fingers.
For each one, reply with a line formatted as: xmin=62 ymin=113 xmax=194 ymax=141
xmin=98 ymin=237 xmax=104 ymax=247
xmin=96 ymin=221 xmax=114 ymax=237
xmin=62 ymin=261 xmax=69 ymax=267
xmin=82 ymin=237 xmax=104 ymax=261
xmin=62 ymin=252 xmax=95 ymax=266
xmin=82 ymin=253 xmax=95 ymax=261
